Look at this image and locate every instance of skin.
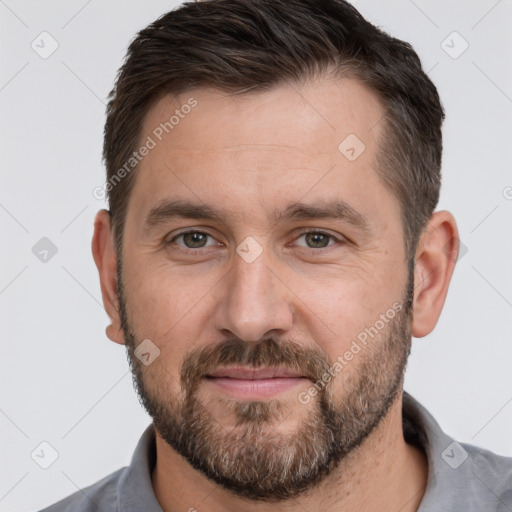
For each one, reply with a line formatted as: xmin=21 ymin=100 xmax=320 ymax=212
xmin=92 ymin=76 xmax=459 ymax=512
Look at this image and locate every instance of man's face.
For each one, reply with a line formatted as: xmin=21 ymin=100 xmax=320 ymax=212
xmin=117 ymin=77 xmax=413 ymax=500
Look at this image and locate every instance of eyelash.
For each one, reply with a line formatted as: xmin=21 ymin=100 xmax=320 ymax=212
xmin=166 ymin=229 xmax=345 ymax=255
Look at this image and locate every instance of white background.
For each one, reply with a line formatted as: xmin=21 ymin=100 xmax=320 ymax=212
xmin=1 ymin=1 xmax=511 ymax=510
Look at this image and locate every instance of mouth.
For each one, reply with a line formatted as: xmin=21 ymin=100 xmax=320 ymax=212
xmin=204 ymin=366 xmax=310 ymax=398
xmin=206 ymin=366 xmax=307 ymax=379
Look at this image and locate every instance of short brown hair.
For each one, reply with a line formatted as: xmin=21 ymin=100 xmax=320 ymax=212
xmin=103 ymin=0 xmax=444 ymax=263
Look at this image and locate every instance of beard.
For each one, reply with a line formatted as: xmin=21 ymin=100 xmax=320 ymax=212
xmin=117 ymin=259 xmax=415 ymax=502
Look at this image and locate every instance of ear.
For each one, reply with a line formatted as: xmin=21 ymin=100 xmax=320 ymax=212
xmin=411 ymin=210 xmax=459 ymax=338
xmin=91 ymin=209 xmax=126 ymax=345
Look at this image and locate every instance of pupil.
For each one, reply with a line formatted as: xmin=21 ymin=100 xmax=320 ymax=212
xmin=306 ymin=233 xmax=328 ymax=248
xmin=185 ymin=232 xmax=206 ymax=248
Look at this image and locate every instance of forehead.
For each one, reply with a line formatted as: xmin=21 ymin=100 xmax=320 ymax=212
xmin=141 ymin=77 xmax=384 ymax=156
xmin=126 ymin=76 xmax=398 ymax=232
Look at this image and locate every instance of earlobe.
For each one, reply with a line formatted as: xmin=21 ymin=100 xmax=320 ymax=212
xmin=411 ymin=210 xmax=459 ymax=338
xmin=91 ymin=209 xmax=126 ymax=345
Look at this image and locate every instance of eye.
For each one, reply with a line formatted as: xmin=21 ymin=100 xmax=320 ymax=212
xmin=294 ymin=231 xmax=341 ymax=249
xmin=166 ymin=229 xmax=345 ymax=254
xmin=169 ymin=230 xmax=220 ymax=249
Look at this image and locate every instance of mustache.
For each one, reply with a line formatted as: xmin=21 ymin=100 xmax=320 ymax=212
xmin=180 ymin=337 xmax=332 ymax=393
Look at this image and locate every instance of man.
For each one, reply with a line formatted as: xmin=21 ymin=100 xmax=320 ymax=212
xmin=40 ymin=0 xmax=512 ymax=510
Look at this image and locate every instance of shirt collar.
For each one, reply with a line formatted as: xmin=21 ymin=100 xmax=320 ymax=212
xmin=402 ymin=391 xmax=506 ymax=511
xmin=117 ymin=423 xmax=163 ymax=511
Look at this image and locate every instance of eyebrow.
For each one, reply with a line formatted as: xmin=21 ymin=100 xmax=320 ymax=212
xmin=144 ymin=198 xmax=371 ymax=233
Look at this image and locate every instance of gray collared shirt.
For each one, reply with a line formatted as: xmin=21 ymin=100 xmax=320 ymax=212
xmin=38 ymin=392 xmax=512 ymax=511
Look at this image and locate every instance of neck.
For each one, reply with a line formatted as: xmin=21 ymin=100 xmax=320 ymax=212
xmin=151 ymin=393 xmax=428 ymax=512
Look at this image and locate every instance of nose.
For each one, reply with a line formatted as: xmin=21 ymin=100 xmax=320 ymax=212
xmin=212 ymin=248 xmax=294 ymax=342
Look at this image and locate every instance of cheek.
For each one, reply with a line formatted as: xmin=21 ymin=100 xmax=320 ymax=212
xmin=293 ymin=265 xmax=404 ymax=360
xmin=122 ymin=256 xmax=219 ymax=356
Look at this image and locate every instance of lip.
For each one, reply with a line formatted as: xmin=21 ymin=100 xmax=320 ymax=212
xmin=206 ymin=366 xmax=305 ymax=379
xmin=204 ymin=366 xmax=309 ymax=398
xmin=204 ymin=376 xmax=308 ymax=398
